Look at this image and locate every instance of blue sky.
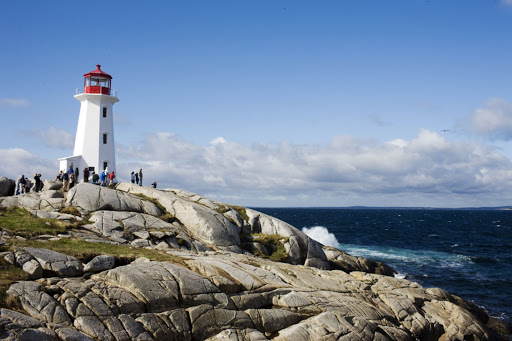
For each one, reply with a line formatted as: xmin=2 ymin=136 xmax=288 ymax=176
xmin=1 ymin=1 xmax=512 ymax=207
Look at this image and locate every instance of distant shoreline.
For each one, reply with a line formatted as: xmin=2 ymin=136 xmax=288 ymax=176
xmin=250 ymin=206 xmax=512 ymax=210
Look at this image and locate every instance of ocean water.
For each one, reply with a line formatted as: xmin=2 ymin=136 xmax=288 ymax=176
xmin=254 ymin=207 xmax=512 ymax=323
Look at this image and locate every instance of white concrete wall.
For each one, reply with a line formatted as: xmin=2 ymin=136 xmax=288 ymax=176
xmin=73 ymin=93 xmax=119 ymax=175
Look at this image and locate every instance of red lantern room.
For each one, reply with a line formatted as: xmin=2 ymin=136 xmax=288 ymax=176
xmin=84 ymin=64 xmax=112 ymax=95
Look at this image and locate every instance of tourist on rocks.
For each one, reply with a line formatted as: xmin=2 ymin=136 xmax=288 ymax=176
xmin=108 ymin=171 xmax=116 ymax=186
xmin=131 ymin=171 xmax=135 ymax=183
xmin=75 ymin=167 xmax=79 ymax=179
xmin=151 ymin=181 xmax=157 ymax=188
xmin=69 ymin=172 xmax=76 ymax=189
xmin=83 ymin=168 xmax=89 ymax=183
xmin=92 ymin=171 xmax=99 ymax=184
xmin=68 ymin=166 xmax=74 ymax=176
xmin=34 ymin=173 xmax=41 ymax=192
xmin=16 ymin=175 xmax=26 ymax=195
xmin=135 ymin=172 xmax=139 ymax=185
xmin=100 ymin=171 xmax=106 ymax=187
xmin=62 ymin=171 xmax=69 ymax=191
xmin=55 ymin=171 xmax=63 ymax=181
xmin=138 ymin=168 xmax=143 ymax=186
xmin=33 ymin=174 xmax=40 ymax=192
xmin=24 ymin=177 xmax=32 ymax=193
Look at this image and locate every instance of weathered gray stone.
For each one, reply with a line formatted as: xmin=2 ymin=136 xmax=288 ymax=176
xmin=245 ymin=208 xmax=330 ymax=269
xmin=39 ymin=190 xmax=64 ymax=199
xmin=42 ymin=180 xmax=62 ymax=191
xmin=6 ymin=281 xmax=71 ymax=325
xmin=66 ymin=183 xmax=163 ymax=216
xmin=0 ymin=308 xmax=43 ymax=328
xmin=21 ymin=247 xmax=83 ymax=277
xmin=83 ymin=255 xmax=115 ymax=273
xmin=0 ymin=176 xmax=15 ymax=197
xmin=116 ymin=183 xmax=243 ymax=253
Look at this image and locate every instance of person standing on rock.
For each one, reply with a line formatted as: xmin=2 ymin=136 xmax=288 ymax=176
xmin=135 ymin=172 xmax=139 ymax=185
xmin=138 ymin=168 xmax=143 ymax=186
xmin=131 ymin=171 xmax=135 ymax=183
xmin=92 ymin=171 xmax=99 ymax=184
xmin=62 ymin=171 xmax=69 ymax=191
xmin=34 ymin=173 xmax=43 ymax=192
xmin=69 ymin=172 xmax=75 ymax=189
xmin=99 ymin=171 xmax=106 ymax=186
xmin=24 ymin=177 xmax=32 ymax=193
xmin=108 ymin=171 xmax=115 ymax=186
xmin=83 ymin=168 xmax=89 ymax=183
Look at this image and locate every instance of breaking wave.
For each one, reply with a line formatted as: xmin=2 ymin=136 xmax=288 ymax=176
xmin=302 ymin=226 xmax=340 ymax=247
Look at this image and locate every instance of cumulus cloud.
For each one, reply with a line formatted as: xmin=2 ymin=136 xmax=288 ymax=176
xmin=116 ymin=129 xmax=512 ymax=207
xmin=0 ymin=148 xmax=58 ymax=180
xmin=28 ymin=127 xmax=74 ymax=149
xmin=465 ymin=98 xmax=512 ymax=140
xmin=0 ymin=98 xmax=30 ymax=108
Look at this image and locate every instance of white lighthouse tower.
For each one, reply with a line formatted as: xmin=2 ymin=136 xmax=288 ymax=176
xmin=59 ymin=65 xmax=119 ymax=177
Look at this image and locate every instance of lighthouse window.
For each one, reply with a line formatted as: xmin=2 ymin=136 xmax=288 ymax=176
xmin=85 ymin=77 xmax=91 ymax=87
xmin=91 ymin=77 xmax=100 ymax=86
xmin=103 ymin=107 xmax=107 ymax=118
xmin=103 ymin=133 xmax=107 ymax=144
xmin=100 ymin=78 xmax=109 ymax=87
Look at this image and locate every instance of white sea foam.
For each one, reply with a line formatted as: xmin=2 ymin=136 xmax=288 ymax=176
xmin=336 ymin=243 xmax=473 ymax=269
xmin=302 ymin=226 xmax=340 ymax=247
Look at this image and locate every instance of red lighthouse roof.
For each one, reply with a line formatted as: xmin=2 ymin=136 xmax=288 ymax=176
xmin=84 ymin=64 xmax=112 ymax=79
xmin=83 ymin=65 xmax=113 ymax=95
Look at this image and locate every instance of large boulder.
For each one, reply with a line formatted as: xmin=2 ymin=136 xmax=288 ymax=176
xmin=66 ymin=182 xmax=163 ymax=216
xmin=0 ymin=176 xmax=15 ymax=197
xmin=16 ymin=247 xmax=83 ymax=277
xmin=116 ymin=183 xmax=243 ymax=253
xmin=245 ymin=208 xmax=330 ymax=269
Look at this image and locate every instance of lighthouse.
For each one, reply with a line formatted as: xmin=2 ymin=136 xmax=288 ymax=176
xmin=59 ymin=65 xmax=119 ymax=178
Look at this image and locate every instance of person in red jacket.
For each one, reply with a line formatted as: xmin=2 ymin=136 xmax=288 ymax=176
xmin=108 ymin=171 xmax=116 ymax=187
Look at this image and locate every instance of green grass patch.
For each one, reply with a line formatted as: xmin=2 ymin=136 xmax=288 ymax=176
xmin=245 ymin=233 xmax=289 ymax=263
xmin=214 ymin=205 xmax=229 ymax=214
xmin=227 ymin=205 xmax=249 ymax=222
xmin=9 ymin=239 xmax=186 ymax=266
xmin=59 ymin=206 xmax=82 ymax=217
xmin=0 ymin=207 xmax=68 ymax=237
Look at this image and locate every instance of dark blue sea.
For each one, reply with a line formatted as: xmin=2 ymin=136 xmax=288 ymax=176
xmin=254 ymin=208 xmax=512 ymax=324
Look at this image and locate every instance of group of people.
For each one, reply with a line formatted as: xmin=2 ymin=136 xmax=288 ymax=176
xmin=55 ymin=166 xmax=117 ymax=191
xmin=15 ymin=173 xmax=43 ymax=195
xmin=15 ymin=167 xmax=152 ymax=195
xmin=130 ymin=169 xmax=143 ymax=186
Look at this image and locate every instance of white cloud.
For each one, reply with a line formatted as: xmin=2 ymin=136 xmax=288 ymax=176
xmin=502 ymin=0 xmax=512 ymax=7
xmin=0 ymin=148 xmax=58 ymax=180
xmin=0 ymin=98 xmax=30 ymax=108
xmin=115 ymin=129 xmax=512 ymax=207
xmin=465 ymin=98 xmax=512 ymax=140
xmin=29 ymin=127 xmax=74 ymax=149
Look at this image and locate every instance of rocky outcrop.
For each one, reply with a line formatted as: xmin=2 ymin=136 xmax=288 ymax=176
xmin=1 ymin=180 xmax=508 ymax=340
xmin=3 ymin=250 xmax=503 ymax=340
